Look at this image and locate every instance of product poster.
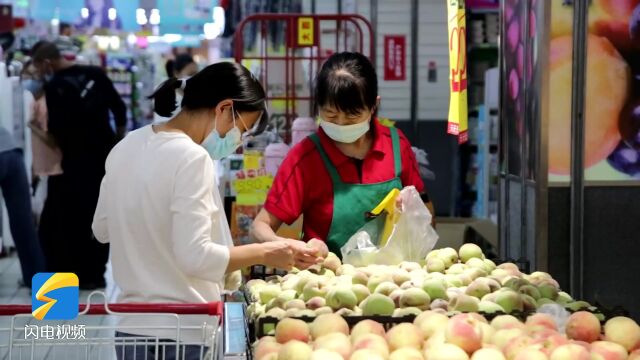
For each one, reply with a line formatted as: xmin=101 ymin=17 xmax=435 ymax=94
xmin=549 ymin=1 xmax=640 ymax=182
xmin=446 ymin=0 xmax=469 ymax=144
xmin=383 ymin=35 xmax=406 ymax=81
xmin=29 ymin=0 xmax=138 ymax=31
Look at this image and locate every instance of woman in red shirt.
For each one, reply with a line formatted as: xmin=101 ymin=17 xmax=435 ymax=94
xmin=253 ymin=52 xmax=430 ymax=263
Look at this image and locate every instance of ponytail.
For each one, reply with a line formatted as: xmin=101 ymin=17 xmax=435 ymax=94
xmin=148 ymin=77 xmax=184 ymax=117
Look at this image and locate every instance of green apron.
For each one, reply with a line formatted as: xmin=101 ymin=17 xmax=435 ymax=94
xmin=308 ymin=128 xmax=403 ymax=256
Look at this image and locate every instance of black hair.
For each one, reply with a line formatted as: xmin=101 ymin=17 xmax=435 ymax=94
xmin=149 ymin=62 xmax=268 ymax=135
xmin=31 ymin=41 xmax=61 ymax=63
xmin=314 ymin=52 xmax=378 ymax=116
xmin=165 ymin=59 xmax=175 ymax=78
xmin=174 ymin=54 xmax=195 ymax=75
xmin=60 ymin=23 xmax=71 ymax=34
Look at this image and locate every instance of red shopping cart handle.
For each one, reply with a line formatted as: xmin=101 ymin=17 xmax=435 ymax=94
xmin=0 ymin=302 xmax=223 ymax=316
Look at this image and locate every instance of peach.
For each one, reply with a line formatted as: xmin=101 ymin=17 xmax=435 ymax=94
xmin=479 ymin=322 xmax=496 ymax=344
xmin=367 ymin=274 xmax=393 ymax=293
xmin=533 ymin=334 xmax=569 ymax=357
xmin=386 ymin=323 xmax=424 ymax=351
xmin=604 ymin=316 xmax=640 ymax=352
xmin=314 ymin=306 xmax=333 ymax=316
xmin=322 ymin=253 xmax=341 ymax=272
xmin=466 ymin=279 xmax=491 ymax=299
xmin=448 ymin=294 xmax=480 ymax=312
xmin=351 ymin=319 xmax=386 ymax=343
xmin=430 ymin=299 xmax=449 ymax=312
xmin=466 ymin=257 xmax=487 ymax=270
xmin=414 ymin=311 xmax=449 ymax=340
xmin=445 ymin=313 xmax=484 ymax=354
xmin=400 ymin=288 xmax=431 ymax=309
xmin=393 ymin=307 xmax=422 ymax=317
xmin=259 ymin=354 xmax=277 ymax=360
xmin=374 ymin=282 xmax=400 ymax=296
xmin=491 ymin=315 xmax=525 ymax=331
xmin=389 ymin=289 xmax=404 ymax=308
xmin=422 ymin=278 xmax=448 ymax=301
xmin=426 ymin=257 xmax=446 ymax=273
xmin=307 ymin=239 xmax=329 ymax=258
xmin=310 ymin=313 xmax=349 ymax=340
xmin=326 ymin=286 xmax=358 ymax=310
xmin=496 ymin=290 xmax=524 ymax=313
xmin=305 ymin=297 xmax=326 ymax=310
xmin=275 ymin=318 xmax=310 ymax=344
xmin=479 ymin=301 xmax=505 ymax=314
xmin=550 ymin=343 xmax=589 ymax=360
xmin=471 ymin=348 xmax=506 ymax=360
xmin=284 ymin=299 xmax=306 ymax=310
xmin=352 ymin=271 xmax=369 ymax=286
xmin=504 ymin=335 xmax=535 ymax=360
xmin=349 ymin=349 xmax=386 ymax=360
xmin=278 ymin=340 xmax=313 ymax=360
xmin=255 ymin=337 xmax=282 ymax=360
xmin=423 ymin=343 xmax=469 ymax=360
xmin=565 ymin=311 xmax=601 ymax=343
xmin=526 ymin=314 xmax=558 ymax=332
xmin=589 ymin=341 xmax=629 ymax=360
xmin=436 ymin=247 xmax=459 ymax=268
xmin=513 ymin=348 xmax=548 ymax=360
xmin=390 ymin=347 xmax=424 ymax=360
xmin=629 ymin=349 xmax=640 ymax=360
xmin=311 ymin=349 xmax=343 ymax=360
xmin=351 ymin=284 xmax=370 ymax=304
xmin=362 ymin=293 xmax=395 ymax=316
xmin=459 ymin=243 xmax=484 ymax=263
xmin=492 ymin=328 xmax=527 ymax=350
xmin=352 ymin=334 xmax=390 ymax=358
xmin=314 ymin=333 xmax=352 ymax=359
xmin=400 ymin=261 xmax=423 ymax=272
xmin=392 ymin=269 xmax=411 ymax=286
xmin=548 ymin=35 xmax=628 ymax=175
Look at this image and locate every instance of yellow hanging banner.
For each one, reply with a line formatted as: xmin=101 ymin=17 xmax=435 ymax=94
xmin=446 ymin=0 xmax=469 ymax=144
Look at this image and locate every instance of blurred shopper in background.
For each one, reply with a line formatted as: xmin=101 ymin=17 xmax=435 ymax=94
xmin=32 ymin=41 xmax=127 ymax=289
xmin=156 ymin=54 xmax=199 ymax=123
xmin=21 ymin=61 xmax=63 ymax=222
xmin=0 ymin=126 xmax=46 ymax=287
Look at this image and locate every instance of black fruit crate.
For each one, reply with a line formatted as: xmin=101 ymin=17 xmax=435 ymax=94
xmin=248 ymin=265 xmax=287 ymax=280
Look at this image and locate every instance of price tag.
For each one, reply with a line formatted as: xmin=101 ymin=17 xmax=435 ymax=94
xmin=232 ymin=175 xmax=273 ymax=205
xmin=244 ymin=153 xmax=263 ymax=170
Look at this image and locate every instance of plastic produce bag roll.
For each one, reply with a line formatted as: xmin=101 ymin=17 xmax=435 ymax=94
xmin=340 ymin=186 xmax=439 ymax=267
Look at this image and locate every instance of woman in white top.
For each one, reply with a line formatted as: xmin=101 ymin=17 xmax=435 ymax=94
xmin=92 ymin=62 xmax=319 ymax=360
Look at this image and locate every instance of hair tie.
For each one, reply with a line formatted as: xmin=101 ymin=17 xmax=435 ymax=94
xmin=180 ymin=78 xmax=187 ymax=90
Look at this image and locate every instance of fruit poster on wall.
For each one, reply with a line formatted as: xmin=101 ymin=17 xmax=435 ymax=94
xmin=548 ymin=1 xmax=640 ymax=183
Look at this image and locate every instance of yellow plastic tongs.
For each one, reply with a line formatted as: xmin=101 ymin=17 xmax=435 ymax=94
xmin=368 ymin=188 xmax=401 ymax=247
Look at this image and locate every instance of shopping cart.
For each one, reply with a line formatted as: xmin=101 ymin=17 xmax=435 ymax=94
xmin=0 ymin=292 xmax=224 ymax=360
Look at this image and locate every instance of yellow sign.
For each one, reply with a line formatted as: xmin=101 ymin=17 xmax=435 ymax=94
xmin=243 ymin=153 xmax=263 ymax=170
xmin=446 ymin=0 xmax=469 ymax=143
xmin=233 ymin=176 xmax=273 ymax=206
xmin=298 ymin=17 xmax=315 ymax=46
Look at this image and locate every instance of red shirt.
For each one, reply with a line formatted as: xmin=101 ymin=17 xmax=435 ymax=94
xmin=264 ymin=120 xmax=425 ymax=242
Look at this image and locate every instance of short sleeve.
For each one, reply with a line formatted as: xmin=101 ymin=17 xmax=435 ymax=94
xmin=398 ymin=130 xmax=425 ymax=193
xmin=263 ymin=145 xmax=308 ymax=225
xmin=170 ymin=150 xmax=230 ymax=282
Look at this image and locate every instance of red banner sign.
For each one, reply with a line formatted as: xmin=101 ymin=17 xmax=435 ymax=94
xmin=384 ymin=35 xmax=406 ymax=81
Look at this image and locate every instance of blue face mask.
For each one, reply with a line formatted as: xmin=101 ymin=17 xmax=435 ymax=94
xmin=23 ymin=79 xmax=44 ymax=96
xmin=201 ymin=107 xmax=243 ymax=160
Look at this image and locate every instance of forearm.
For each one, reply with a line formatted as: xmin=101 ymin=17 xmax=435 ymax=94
xmin=251 ymin=219 xmax=280 ymax=243
xmin=226 ymin=243 xmax=264 ymax=273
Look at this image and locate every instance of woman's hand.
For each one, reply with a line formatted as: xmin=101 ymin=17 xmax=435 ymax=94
xmin=260 ymin=241 xmax=295 ymax=270
xmin=279 ymin=238 xmax=323 ymax=270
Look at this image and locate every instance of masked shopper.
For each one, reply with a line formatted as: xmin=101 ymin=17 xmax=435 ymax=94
xmin=92 ymin=62 xmax=320 ymax=360
xmin=252 ymin=52 xmax=433 ymax=257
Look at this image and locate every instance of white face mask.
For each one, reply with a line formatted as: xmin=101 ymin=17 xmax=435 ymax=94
xmin=320 ymin=118 xmax=371 ymax=143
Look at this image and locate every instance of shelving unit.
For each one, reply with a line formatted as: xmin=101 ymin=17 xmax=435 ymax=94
xmin=457 ymin=4 xmax=500 ymax=219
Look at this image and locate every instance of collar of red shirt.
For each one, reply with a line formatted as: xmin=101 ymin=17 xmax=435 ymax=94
xmin=317 ymin=118 xmax=388 ymax=167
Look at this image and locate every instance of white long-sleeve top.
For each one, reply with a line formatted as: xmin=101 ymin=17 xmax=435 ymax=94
xmin=92 ymin=125 xmax=232 ymax=339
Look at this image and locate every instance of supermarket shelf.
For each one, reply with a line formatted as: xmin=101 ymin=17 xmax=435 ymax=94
xmin=469 ymin=43 xmax=499 ymax=51
xmin=467 ymin=7 xmax=500 ymax=14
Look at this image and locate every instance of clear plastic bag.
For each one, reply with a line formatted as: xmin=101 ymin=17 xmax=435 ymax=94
xmin=340 ymin=186 xmax=439 ymax=266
